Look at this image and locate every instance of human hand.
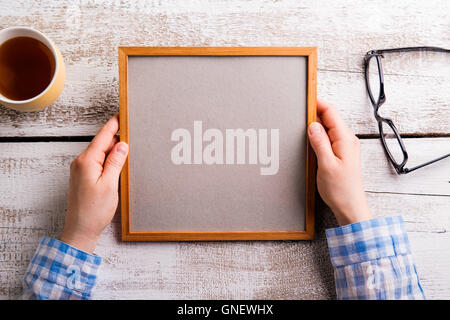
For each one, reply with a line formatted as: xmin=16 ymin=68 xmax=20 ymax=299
xmin=60 ymin=115 xmax=129 ymax=253
xmin=308 ymin=100 xmax=373 ymax=226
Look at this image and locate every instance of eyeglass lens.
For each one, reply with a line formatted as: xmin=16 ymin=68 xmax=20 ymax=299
xmin=367 ymin=57 xmax=381 ymax=105
xmin=380 ymin=121 xmax=405 ymax=165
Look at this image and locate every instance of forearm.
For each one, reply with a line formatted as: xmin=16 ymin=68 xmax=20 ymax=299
xmin=20 ymin=237 xmax=102 ymax=300
xmin=326 ymin=216 xmax=425 ymax=300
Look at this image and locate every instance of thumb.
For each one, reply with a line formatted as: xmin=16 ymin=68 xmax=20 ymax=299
xmin=308 ymin=122 xmax=335 ymax=166
xmin=101 ymin=142 xmax=129 ymax=185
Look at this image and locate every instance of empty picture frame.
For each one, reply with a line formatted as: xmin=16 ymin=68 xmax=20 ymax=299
xmin=119 ymin=47 xmax=317 ymax=241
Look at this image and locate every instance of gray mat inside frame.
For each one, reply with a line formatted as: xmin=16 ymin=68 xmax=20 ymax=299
xmin=128 ymin=55 xmax=307 ymax=232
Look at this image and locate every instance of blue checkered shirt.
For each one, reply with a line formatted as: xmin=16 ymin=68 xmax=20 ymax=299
xmin=20 ymin=216 xmax=424 ymax=299
xmin=20 ymin=237 xmax=101 ymax=300
xmin=326 ymin=216 xmax=425 ymax=299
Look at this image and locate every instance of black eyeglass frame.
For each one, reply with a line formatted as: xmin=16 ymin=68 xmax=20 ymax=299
xmin=363 ymin=46 xmax=450 ymax=174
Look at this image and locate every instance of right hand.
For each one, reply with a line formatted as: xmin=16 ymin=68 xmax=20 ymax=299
xmin=307 ymin=100 xmax=373 ymax=226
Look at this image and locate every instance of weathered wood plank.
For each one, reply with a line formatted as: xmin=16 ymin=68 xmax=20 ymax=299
xmin=361 ymin=138 xmax=450 ymax=196
xmin=0 ymin=140 xmax=448 ymax=299
xmin=0 ymin=0 xmax=448 ymax=136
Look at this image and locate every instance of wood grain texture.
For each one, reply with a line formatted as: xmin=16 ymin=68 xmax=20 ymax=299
xmin=0 ymin=0 xmax=448 ymax=301
xmin=0 ymin=0 xmax=449 ymax=136
xmin=305 ymin=47 xmax=318 ymax=240
xmin=361 ymin=138 xmax=450 ymax=196
xmin=118 ymin=47 xmax=130 ymax=242
xmin=0 ymin=139 xmax=448 ymax=299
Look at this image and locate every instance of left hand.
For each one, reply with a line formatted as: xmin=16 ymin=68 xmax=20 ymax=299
xmin=60 ymin=114 xmax=129 ymax=253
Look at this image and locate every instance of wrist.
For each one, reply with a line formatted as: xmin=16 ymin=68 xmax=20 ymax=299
xmin=331 ymin=202 xmax=373 ymax=226
xmin=60 ymin=228 xmax=99 ymax=254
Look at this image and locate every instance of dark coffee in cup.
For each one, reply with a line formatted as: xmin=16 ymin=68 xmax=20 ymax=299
xmin=0 ymin=36 xmax=55 ymax=101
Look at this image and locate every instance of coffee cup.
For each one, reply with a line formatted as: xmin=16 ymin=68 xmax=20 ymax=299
xmin=0 ymin=27 xmax=65 ymax=112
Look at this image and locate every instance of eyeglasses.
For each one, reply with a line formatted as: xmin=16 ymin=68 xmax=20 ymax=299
xmin=364 ymin=46 xmax=450 ymax=174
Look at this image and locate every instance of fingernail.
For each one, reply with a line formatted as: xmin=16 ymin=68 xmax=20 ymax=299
xmin=117 ymin=142 xmax=128 ymax=155
xmin=309 ymin=122 xmax=321 ymax=136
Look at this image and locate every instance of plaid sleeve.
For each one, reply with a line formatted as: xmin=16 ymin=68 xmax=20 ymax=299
xmin=19 ymin=237 xmax=102 ymax=300
xmin=326 ymin=216 xmax=425 ymax=300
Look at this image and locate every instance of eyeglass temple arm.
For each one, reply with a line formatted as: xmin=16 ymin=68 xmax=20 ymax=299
xmin=367 ymin=46 xmax=450 ymax=56
xmin=404 ymin=153 xmax=450 ymax=173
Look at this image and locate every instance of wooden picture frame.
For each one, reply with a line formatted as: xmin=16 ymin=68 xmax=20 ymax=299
xmin=119 ymin=47 xmax=317 ymax=241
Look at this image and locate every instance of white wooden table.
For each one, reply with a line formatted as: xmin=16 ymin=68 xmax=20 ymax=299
xmin=0 ymin=0 xmax=449 ymax=299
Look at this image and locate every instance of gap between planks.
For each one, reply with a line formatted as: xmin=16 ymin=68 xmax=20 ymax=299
xmin=1 ymin=134 xmax=450 ymax=143
xmin=366 ymin=190 xmax=450 ymax=198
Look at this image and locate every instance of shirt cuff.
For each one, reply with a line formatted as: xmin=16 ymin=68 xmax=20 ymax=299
xmin=325 ymin=216 xmax=411 ymax=268
xmin=25 ymin=236 xmax=102 ymax=298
